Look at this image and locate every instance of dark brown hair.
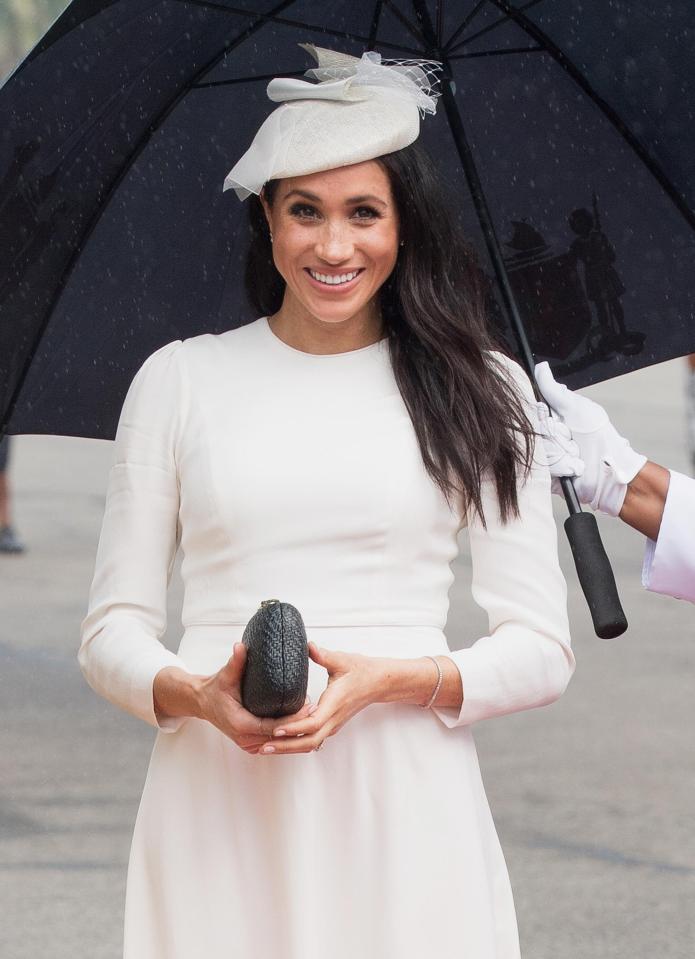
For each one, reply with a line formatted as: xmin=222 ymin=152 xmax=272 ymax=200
xmin=244 ymin=141 xmax=535 ymax=526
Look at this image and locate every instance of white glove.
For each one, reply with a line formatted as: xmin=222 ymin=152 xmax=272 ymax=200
xmin=534 ymin=402 xmax=585 ymax=498
xmin=534 ymin=361 xmax=647 ymax=516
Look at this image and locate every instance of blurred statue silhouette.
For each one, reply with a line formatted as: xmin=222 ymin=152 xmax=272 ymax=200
xmin=567 ymin=194 xmax=644 ymax=357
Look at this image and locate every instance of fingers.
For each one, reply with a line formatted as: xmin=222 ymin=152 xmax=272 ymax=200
xmin=266 ymin=690 xmax=330 ymax=741
xmin=534 ymin=361 xmax=572 ymax=417
xmin=536 ymin=399 xmax=585 ymax=479
xmin=229 ymin=694 xmax=313 ymax=746
xmin=267 ymin=698 xmax=315 ymax=726
xmin=269 ymin=714 xmax=321 ymax=740
xmin=259 ymin=720 xmax=333 ymax=755
xmin=544 ymin=426 xmax=584 ymax=471
xmin=239 ymin=699 xmax=322 ymax=755
xmin=203 ymin=649 xmax=318 ymax=750
xmin=535 ymin=400 xmax=550 ymax=426
xmin=221 ymin=643 xmax=246 ymax=684
xmin=308 ymin=641 xmax=332 ymax=669
xmin=536 ymin=401 xmax=571 ymax=440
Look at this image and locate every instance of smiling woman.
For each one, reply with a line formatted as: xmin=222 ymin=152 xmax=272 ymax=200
xmin=78 ymin=42 xmax=574 ymax=959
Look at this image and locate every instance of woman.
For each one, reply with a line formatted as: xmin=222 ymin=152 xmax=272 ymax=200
xmin=79 ymin=45 xmax=574 ymax=958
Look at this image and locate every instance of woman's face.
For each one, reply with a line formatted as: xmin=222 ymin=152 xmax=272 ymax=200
xmin=260 ymin=160 xmax=399 ymax=328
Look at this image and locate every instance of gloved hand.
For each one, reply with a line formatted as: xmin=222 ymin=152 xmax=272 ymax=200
xmin=534 ymin=361 xmax=647 ymax=516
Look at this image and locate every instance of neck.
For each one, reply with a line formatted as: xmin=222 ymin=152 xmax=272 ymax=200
xmin=267 ymin=296 xmax=384 ymax=355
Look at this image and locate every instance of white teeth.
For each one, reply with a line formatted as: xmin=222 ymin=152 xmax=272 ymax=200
xmin=308 ymin=269 xmax=360 ymax=285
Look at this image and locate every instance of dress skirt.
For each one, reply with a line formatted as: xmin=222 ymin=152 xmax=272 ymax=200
xmin=123 ymin=623 xmax=520 ymax=959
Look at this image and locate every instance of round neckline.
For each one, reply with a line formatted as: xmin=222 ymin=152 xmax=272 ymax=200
xmin=260 ymin=316 xmax=387 ymax=358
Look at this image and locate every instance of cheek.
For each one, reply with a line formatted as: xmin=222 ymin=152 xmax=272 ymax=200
xmin=366 ymin=229 xmax=399 ymax=269
xmin=273 ymin=227 xmax=310 ymax=266
xmin=377 ymin=242 xmax=400 ymax=277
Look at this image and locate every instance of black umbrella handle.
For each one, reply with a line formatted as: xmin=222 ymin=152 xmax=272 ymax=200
xmin=560 ymin=477 xmax=628 ymax=638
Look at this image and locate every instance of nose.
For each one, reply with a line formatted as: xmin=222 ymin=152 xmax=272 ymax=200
xmin=314 ymin=220 xmax=355 ymax=263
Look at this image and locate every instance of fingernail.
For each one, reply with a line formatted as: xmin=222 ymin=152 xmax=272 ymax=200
xmin=273 ymin=729 xmax=286 ymax=737
xmin=261 ymin=745 xmax=275 ymax=753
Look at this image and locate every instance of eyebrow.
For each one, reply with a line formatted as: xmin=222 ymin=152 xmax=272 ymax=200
xmin=282 ymin=189 xmax=387 ymax=207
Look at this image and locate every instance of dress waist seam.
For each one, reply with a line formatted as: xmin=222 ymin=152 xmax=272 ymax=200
xmin=182 ymin=619 xmax=447 ymax=629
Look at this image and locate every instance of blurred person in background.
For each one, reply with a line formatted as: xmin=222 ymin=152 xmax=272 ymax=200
xmin=535 ymin=361 xmax=694 ymax=605
xmin=0 ymin=435 xmax=26 ymax=554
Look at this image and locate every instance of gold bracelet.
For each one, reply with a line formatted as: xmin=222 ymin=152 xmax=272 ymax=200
xmin=420 ymin=655 xmax=443 ymax=709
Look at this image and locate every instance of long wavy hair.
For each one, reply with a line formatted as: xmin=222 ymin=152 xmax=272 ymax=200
xmin=243 ymin=141 xmax=535 ymax=526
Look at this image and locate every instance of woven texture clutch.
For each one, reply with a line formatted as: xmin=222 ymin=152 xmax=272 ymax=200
xmin=240 ymin=599 xmax=309 ymax=718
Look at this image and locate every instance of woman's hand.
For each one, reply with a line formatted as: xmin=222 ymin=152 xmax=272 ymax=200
xmin=257 ymin=642 xmax=385 ymax=755
xmin=196 ymin=643 xmax=314 ymax=754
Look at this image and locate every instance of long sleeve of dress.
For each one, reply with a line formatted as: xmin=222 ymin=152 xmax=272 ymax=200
xmin=641 ymin=469 xmax=695 ymax=604
xmin=432 ymin=354 xmax=575 ymax=729
xmin=78 ymin=340 xmax=191 ymax=732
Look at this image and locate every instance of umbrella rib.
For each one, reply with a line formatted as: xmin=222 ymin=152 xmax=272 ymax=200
xmin=449 ymin=45 xmax=543 ymax=59
xmin=176 ymin=0 xmax=428 ymax=57
xmin=367 ymin=0 xmax=387 ymax=50
xmin=447 ymin=0 xmax=545 ymax=54
xmin=381 ymin=0 xmax=426 ymax=46
xmin=485 ymin=0 xmax=695 ymax=232
xmin=443 ymin=1 xmax=487 ymax=52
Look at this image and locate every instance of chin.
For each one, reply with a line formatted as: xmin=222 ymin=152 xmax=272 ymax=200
xmin=310 ymin=305 xmax=367 ymax=325
xmin=297 ymin=295 xmax=368 ymax=323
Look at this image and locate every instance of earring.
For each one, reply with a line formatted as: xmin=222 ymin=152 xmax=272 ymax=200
xmin=399 ymin=239 xmax=404 ymax=246
xmin=269 ymin=231 xmax=274 ymax=243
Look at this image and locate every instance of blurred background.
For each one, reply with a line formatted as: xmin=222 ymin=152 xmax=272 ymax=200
xmin=0 ymin=1 xmax=66 ymax=82
xmin=1 ymin=4 xmax=694 ymax=959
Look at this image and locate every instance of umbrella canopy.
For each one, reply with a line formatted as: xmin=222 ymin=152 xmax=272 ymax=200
xmin=1 ymin=0 xmax=694 ymax=440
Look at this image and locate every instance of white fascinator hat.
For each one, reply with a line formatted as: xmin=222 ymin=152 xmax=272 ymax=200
xmin=222 ymin=43 xmax=443 ymax=201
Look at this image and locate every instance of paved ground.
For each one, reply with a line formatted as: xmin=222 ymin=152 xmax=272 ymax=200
xmin=1 ymin=359 xmax=693 ymax=958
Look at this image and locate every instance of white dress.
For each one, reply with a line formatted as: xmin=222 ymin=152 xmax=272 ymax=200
xmin=79 ymin=315 xmax=574 ymax=959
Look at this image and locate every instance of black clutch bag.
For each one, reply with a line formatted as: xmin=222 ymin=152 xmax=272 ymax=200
xmin=240 ymin=599 xmax=309 ymax=718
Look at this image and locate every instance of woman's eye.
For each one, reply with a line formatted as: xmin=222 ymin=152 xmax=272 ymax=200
xmin=289 ymin=204 xmax=317 ymax=218
xmin=288 ymin=204 xmax=380 ymax=221
xmin=353 ymin=206 xmax=380 ymax=219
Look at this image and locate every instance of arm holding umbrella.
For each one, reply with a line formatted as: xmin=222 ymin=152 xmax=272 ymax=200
xmin=535 ymin=361 xmax=695 ymax=605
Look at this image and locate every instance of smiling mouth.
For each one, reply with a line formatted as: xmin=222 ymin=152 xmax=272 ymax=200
xmin=304 ymin=267 xmax=365 ymax=288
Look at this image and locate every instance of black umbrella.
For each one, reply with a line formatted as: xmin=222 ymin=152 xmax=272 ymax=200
xmin=2 ymin=0 xmax=694 ymax=636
